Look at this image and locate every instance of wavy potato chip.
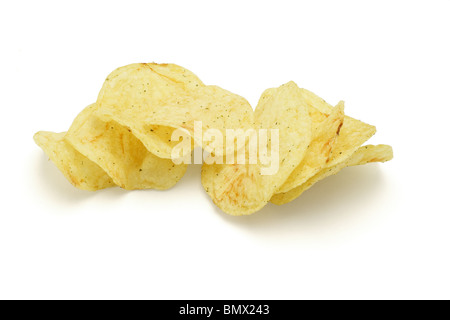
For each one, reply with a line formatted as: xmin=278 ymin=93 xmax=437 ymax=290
xmin=277 ymin=101 xmax=345 ymax=193
xmin=273 ymin=88 xmax=377 ymax=197
xmin=301 ymin=89 xmax=377 ymax=167
xmin=202 ymin=82 xmax=312 ymax=215
xmin=34 ymin=131 xmax=114 ymax=191
xmin=65 ymin=104 xmax=187 ymax=190
xmin=94 ymin=63 xmax=202 ymax=159
xmin=95 ymin=63 xmax=254 ymax=159
xmin=271 ymin=144 xmax=393 ymax=205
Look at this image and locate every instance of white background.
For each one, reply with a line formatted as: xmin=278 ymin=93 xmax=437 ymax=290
xmin=1 ymin=0 xmax=449 ymax=300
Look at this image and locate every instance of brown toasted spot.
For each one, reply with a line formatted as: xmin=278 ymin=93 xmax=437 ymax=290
xmin=336 ymin=121 xmax=343 ymax=136
xmin=119 ymin=133 xmax=124 ymax=154
xmin=66 ymin=167 xmax=80 ymax=186
xmin=144 ymin=64 xmax=182 ymax=84
xmin=87 ymin=133 xmax=104 ymax=143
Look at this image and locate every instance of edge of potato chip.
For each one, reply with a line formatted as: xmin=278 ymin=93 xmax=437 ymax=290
xmin=34 ymin=131 xmax=115 ymax=191
xmin=270 ymin=144 xmax=393 ymax=205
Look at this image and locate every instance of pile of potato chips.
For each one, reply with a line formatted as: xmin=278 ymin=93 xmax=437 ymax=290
xmin=34 ymin=63 xmax=393 ymax=215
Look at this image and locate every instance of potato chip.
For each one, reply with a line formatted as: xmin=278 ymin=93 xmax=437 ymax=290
xmin=271 ymin=144 xmax=393 ymax=205
xmin=201 ymin=82 xmax=312 ymax=215
xmin=301 ymin=89 xmax=377 ymax=167
xmin=65 ymin=104 xmax=187 ymax=190
xmin=277 ymin=101 xmax=345 ymax=193
xmin=95 ymin=63 xmax=254 ymax=159
xmin=273 ymin=88 xmax=377 ymax=197
xmin=34 ymin=131 xmax=114 ymax=191
xmin=346 ymin=144 xmax=393 ymax=166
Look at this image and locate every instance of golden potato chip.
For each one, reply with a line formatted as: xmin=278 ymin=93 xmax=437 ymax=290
xmin=95 ymin=63 xmax=254 ymax=159
xmin=93 ymin=63 xmax=202 ymax=159
xmin=272 ymin=88 xmax=378 ymax=200
xmin=271 ymin=144 xmax=393 ymax=205
xmin=34 ymin=131 xmax=114 ymax=191
xmin=346 ymin=144 xmax=393 ymax=166
xmin=301 ymin=88 xmax=377 ymax=167
xmin=277 ymin=101 xmax=345 ymax=193
xmin=65 ymin=104 xmax=187 ymax=190
xmin=201 ymin=82 xmax=312 ymax=215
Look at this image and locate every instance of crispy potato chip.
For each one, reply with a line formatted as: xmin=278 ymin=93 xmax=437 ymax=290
xmin=95 ymin=63 xmax=254 ymax=159
xmin=94 ymin=63 xmax=203 ymax=159
xmin=65 ymin=104 xmax=187 ymax=190
xmin=346 ymin=144 xmax=393 ymax=166
xmin=277 ymin=101 xmax=345 ymax=193
xmin=271 ymin=144 xmax=393 ymax=205
xmin=34 ymin=131 xmax=114 ymax=191
xmin=202 ymin=82 xmax=312 ymax=215
xmin=301 ymin=89 xmax=377 ymax=167
xmin=272 ymin=88 xmax=378 ymax=199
